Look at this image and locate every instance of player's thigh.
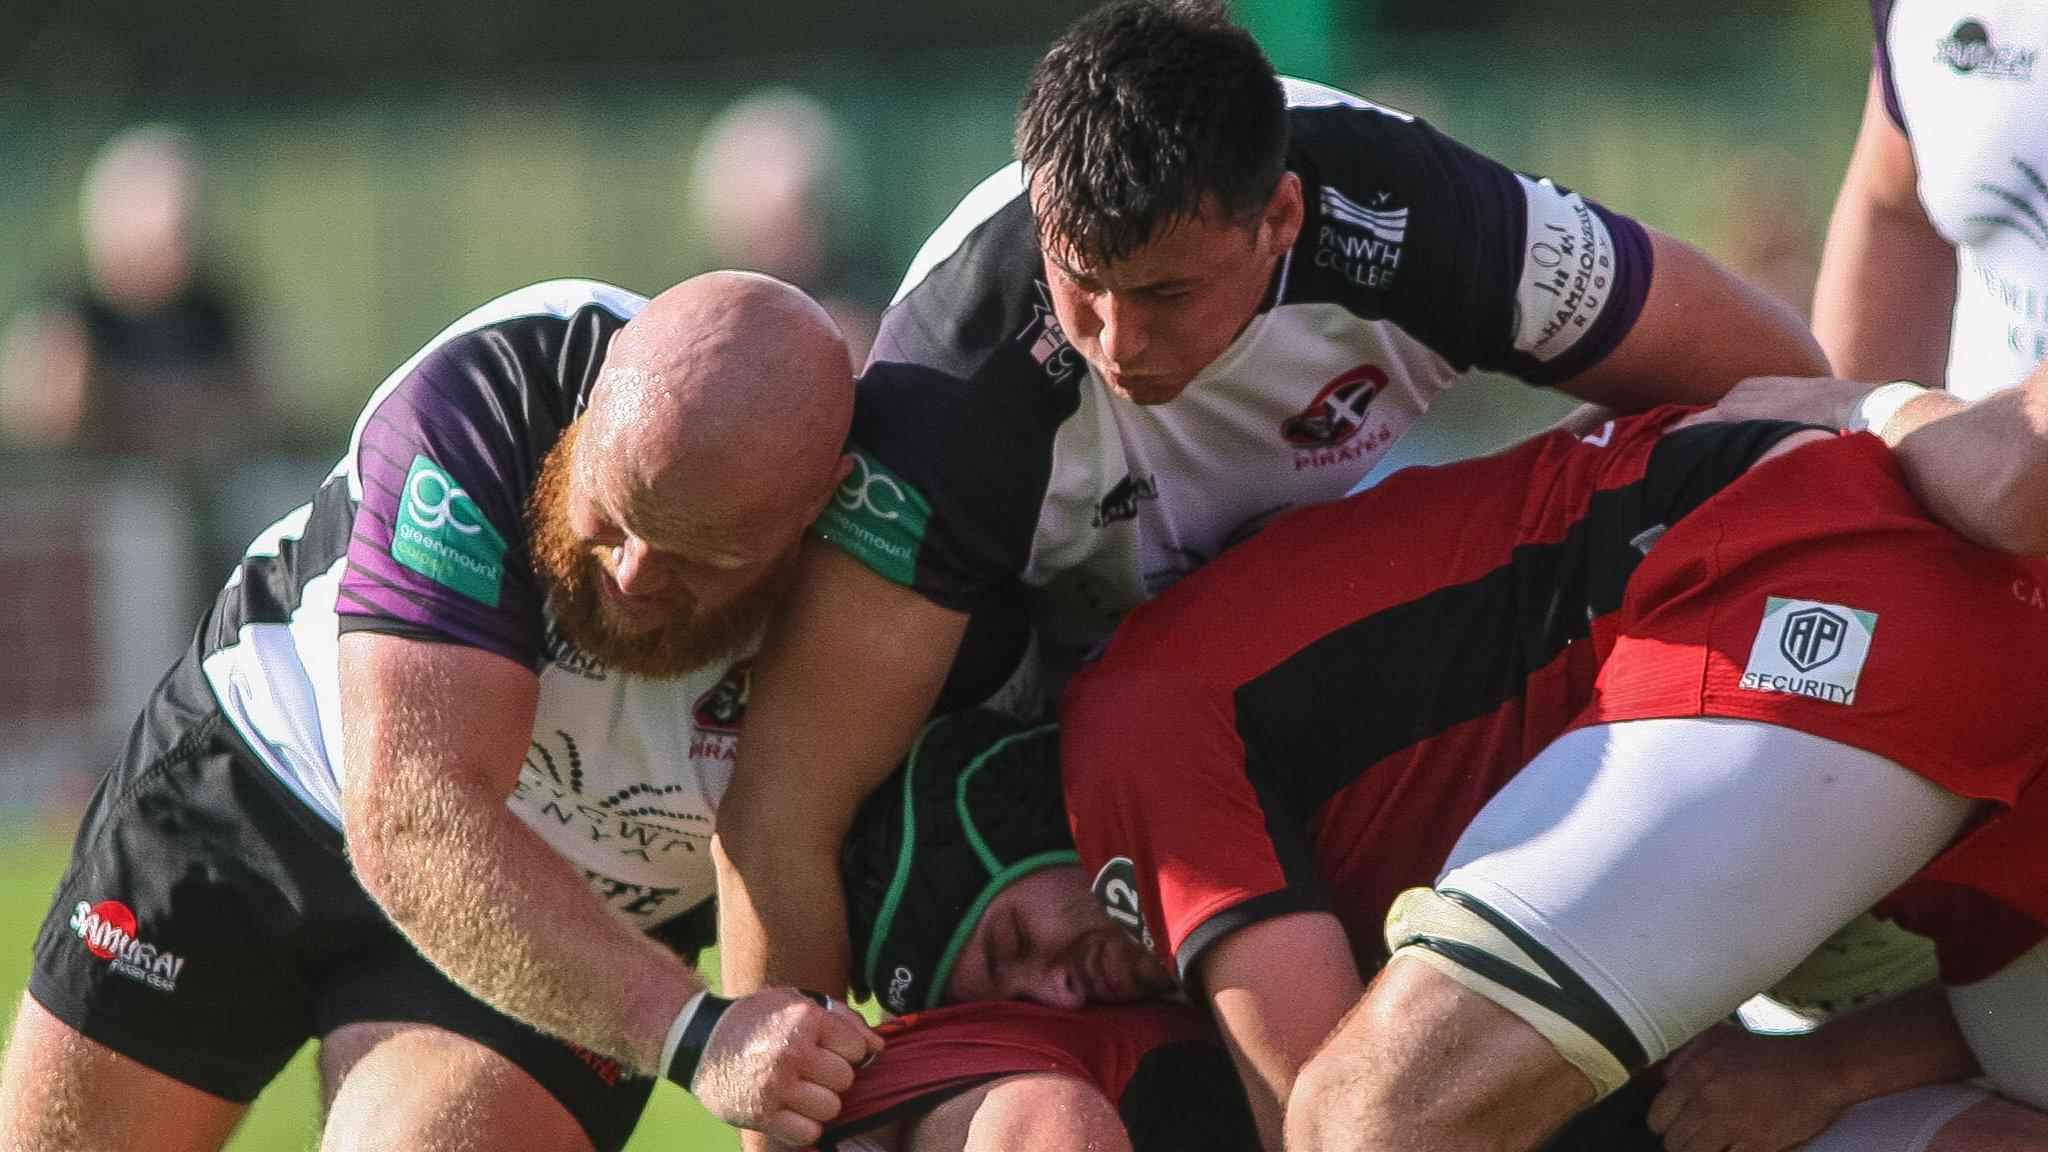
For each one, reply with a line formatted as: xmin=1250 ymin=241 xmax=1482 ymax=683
xmin=902 ymin=1072 xmax=1131 ymax=1152
xmin=1947 ymin=938 xmax=2048 ymax=1111
xmin=1430 ymin=718 xmax=1977 ymax=1067
xmin=311 ymin=932 xmax=656 ymax=1152
xmin=319 ymin=1021 xmax=594 ymax=1152
xmin=0 ymin=992 xmax=246 ymax=1152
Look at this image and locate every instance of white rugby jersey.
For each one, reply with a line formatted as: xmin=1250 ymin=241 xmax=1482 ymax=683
xmin=200 ymin=280 xmax=749 ymax=932
xmin=1876 ymin=1 xmax=2048 ymax=398
xmin=816 ymin=79 xmax=1654 ymax=689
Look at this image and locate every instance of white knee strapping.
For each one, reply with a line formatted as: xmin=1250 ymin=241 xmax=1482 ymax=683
xmin=1437 ymin=718 xmax=1976 ymax=1063
xmin=1793 ymin=1083 xmax=1989 ymax=1152
xmin=1948 ymin=939 xmax=2048 ymax=1112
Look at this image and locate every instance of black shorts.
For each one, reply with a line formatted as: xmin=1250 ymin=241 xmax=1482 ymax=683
xmin=29 ymin=657 xmax=709 ymax=1152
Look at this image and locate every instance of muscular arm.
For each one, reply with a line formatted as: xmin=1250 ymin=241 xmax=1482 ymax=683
xmin=338 ymin=632 xmax=699 ymax=1073
xmin=1889 ymin=362 xmax=2048 ymax=554
xmin=1649 ymin=985 xmax=1980 ymax=1152
xmin=1553 ymin=229 xmax=1828 ymax=411
xmin=716 ymin=541 xmax=970 ymax=998
xmin=1195 ymin=913 xmax=1368 ymax=1152
xmin=1811 ymin=71 xmax=1955 ymax=384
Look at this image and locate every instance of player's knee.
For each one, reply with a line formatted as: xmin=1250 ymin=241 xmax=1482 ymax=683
xmin=954 ymin=1073 xmax=1129 ymax=1152
xmin=320 ymin=1025 xmax=591 ymax=1152
xmin=1382 ymin=886 xmax=1642 ymax=1100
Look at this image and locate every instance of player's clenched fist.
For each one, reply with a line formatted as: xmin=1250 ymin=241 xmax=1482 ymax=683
xmin=666 ymin=987 xmax=884 ymax=1146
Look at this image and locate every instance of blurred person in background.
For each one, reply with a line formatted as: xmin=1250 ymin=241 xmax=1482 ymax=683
xmin=1810 ymin=4 xmax=2047 ymax=412
xmin=1716 ymin=147 xmax=1820 ymax=318
xmin=0 ymin=274 xmax=883 ymax=1152
xmin=0 ymin=125 xmax=266 ymax=467
xmin=713 ymin=0 xmax=1836 ymax=1062
xmin=690 ymin=88 xmax=882 ymax=367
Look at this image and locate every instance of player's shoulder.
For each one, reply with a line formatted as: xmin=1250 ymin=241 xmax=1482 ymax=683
xmin=875 ymin=164 xmax=1063 ymax=387
xmin=344 ymin=279 xmax=642 ymax=498
xmin=1282 ymin=76 xmax=1437 ymax=187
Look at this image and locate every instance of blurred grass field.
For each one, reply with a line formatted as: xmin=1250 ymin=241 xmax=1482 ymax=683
xmin=0 ymin=823 xmax=740 ymax=1151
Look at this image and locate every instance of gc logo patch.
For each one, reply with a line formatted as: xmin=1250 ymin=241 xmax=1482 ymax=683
xmin=1741 ymin=597 xmax=1878 ymax=706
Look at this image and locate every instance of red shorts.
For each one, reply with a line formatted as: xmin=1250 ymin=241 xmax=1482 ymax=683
xmin=1578 ymin=431 xmax=2048 ymax=963
xmin=819 ymin=1001 xmax=1234 ymax=1148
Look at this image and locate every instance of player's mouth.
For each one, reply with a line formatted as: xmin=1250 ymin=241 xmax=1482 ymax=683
xmin=1083 ymin=934 xmax=1139 ymax=1002
xmin=598 ymin=569 xmax=672 ymax=627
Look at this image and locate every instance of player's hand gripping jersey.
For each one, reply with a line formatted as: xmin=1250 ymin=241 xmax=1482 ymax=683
xmin=201 ymin=279 xmax=752 ymax=933
xmin=817 ymin=78 xmax=1653 ymax=685
xmin=818 ymin=1002 xmax=1257 ymax=1152
xmin=1062 ymin=410 xmax=2048 ymax=986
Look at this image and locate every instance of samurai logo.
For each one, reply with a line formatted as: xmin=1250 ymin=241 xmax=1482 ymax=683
xmin=70 ymin=900 xmax=186 ymax=992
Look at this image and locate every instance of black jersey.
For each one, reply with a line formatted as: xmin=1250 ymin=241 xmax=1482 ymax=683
xmin=816 ymin=79 xmax=1654 ymax=687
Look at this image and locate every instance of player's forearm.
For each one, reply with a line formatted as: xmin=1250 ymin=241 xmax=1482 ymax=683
xmin=1891 ymin=366 xmax=2048 ymax=554
xmin=1809 ymin=984 xmax=1981 ymax=1108
xmin=1811 ymin=196 xmax=1956 ymax=385
xmin=346 ymin=764 xmax=700 ymax=1074
xmin=712 ymin=827 xmax=852 ymax=996
xmin=1558 ymin=230 xmax=1827 ymax=412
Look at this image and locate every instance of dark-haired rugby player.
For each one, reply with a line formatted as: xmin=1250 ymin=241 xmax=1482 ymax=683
xmin=1058 ymin=383 xmax=2048 ymax=1151
xmin=0 ymin=275 xmax=881 ymax=1152
xmin=717 ymin=0 xmax=1843 ymax=1022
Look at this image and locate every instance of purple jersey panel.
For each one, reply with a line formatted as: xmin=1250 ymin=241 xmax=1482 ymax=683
xmin=336 ymin=344 xmax=548 ymax=670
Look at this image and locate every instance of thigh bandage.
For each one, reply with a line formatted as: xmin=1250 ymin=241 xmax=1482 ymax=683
xmin=1385 ymin=886 xmax=1645 ymax=1098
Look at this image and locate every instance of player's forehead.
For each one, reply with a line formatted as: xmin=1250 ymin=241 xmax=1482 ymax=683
xmin=1031 ymin=175 xmax=1252 ymax=286
xmin=569 ymin=421 xmax=781 ymax=566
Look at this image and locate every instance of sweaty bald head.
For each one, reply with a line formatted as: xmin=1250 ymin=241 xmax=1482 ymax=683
xmin=526 ymin=272 xmax=854 ymax=678
xmin=583 ymin=270 xmax=853 ymax=529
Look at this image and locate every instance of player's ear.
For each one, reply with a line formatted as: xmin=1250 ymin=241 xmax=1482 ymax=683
xmin=1259 ymin=172 xmax=1305 ymax=255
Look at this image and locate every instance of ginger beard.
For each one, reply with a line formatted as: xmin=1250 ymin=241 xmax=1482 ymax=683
xmin=527 ymin=424 xmax=797 ymax=679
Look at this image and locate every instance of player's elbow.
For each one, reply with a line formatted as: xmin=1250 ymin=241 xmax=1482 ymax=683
xmin=340 ymin=761 xmax=439 ymax=924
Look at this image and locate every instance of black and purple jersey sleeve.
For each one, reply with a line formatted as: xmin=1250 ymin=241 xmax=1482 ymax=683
xmin=335 ymin=302 xmax=624 ymax=669
xmin=1287 ymin=103 xmax=1655 ymax=386
xmin=814 ymin=192 xmax=1079 ymax=615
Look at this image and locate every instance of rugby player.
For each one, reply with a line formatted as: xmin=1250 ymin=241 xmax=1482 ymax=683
xmin=1053 ymin=391 xmax=2048 ymax=1151
xmin=0 ymin=274 xmax=882 ymax=1152
xmin=810 ymin=712 xmax=1658 ymax=1152
xmin=1814 ymin=3 xmax=2048 ymax=398
xmin=717 ymin=0 xmax=1842 ymax=1027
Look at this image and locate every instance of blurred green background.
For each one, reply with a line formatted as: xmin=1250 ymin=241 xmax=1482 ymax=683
xmin=0 ymin=1 xmax=1877 ymax=1147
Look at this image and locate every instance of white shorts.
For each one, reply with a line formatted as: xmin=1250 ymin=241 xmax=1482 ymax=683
xmin=1436 ymin=717 xmax=1978 ymax=1064
xmin=1948 ymin=939 xmax=2048 ymax=1111
xmin=1795 ymin=1082 xmax=1990 ymax=1152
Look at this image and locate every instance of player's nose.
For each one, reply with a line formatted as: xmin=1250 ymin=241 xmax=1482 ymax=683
xmin=612 ymin=537 xmax=669 ymax=598
xmin=1097 ymin=295 xmax=1151 ymax=366
xmin=1020 ymin=963 xmax=1085 ymax=1011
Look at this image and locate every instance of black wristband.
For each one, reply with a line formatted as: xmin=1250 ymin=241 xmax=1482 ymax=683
xmin=664 ymin=992 xmax=734 ymax=1091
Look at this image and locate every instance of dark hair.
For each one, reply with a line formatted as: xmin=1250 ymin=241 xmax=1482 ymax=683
xmin=839 ymin=711 xmax=1075 ymax=1014
xmin=1015 ymin=0 xmax=1288 ymax=268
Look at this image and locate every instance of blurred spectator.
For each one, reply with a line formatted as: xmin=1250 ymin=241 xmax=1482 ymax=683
xmin=1814 ymin=5 xmax=2048 ymax=398
xmin=1717 ymin=147 xmax=1820 ymax=318
xmin=0 ymin=125 xmax=267 ymax=467
xmin=689 ymin=89 xmax=881 ymax=365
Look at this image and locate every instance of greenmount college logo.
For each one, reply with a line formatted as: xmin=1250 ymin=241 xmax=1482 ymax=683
xmin=391 ymin=455 xmax=509 ymax=606
xmin=816 ymin=447 xmax=931 ymax=585
xmin=1740 ymin=597 xmax=1878 ymax=706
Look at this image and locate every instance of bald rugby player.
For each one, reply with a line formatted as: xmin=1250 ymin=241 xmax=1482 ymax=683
xmin=0 ymin=274 xmax=881 ymax=1152
xmin=714 ymin=0 xmax=1841 ymax=1015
